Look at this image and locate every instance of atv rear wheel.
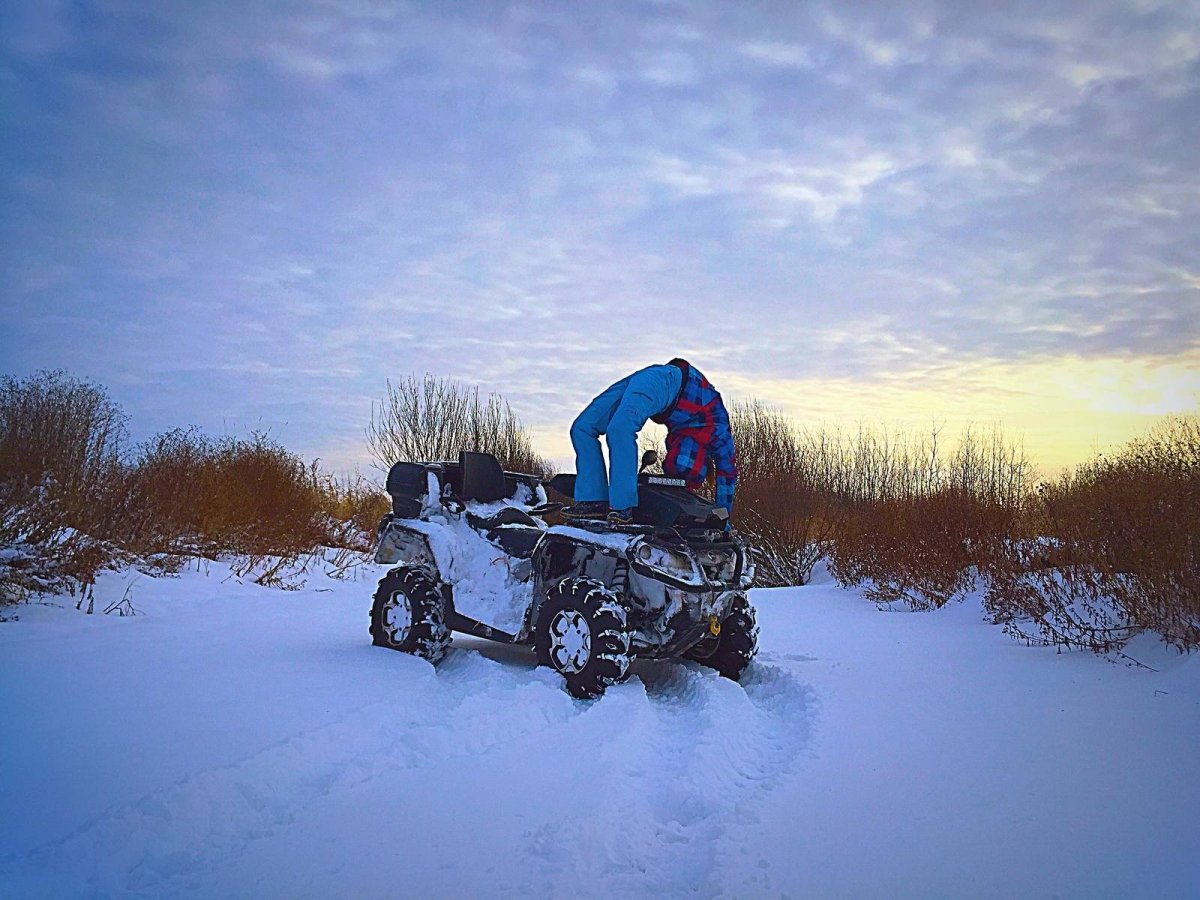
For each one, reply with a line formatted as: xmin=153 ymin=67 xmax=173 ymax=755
xmin=370 ymin=567 xmax=450 ymax=663
xmin=685 ymin=594 xmax=759 ymax=681
xmin=535 ymin=578 xmax=631 ymax=699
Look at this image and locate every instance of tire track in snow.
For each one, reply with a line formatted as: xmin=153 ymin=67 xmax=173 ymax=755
xmin=1 ymin=650 xmax=579 ymax=898
xmin=519 ymin=656 xmax=815 ymax=899
xmin=2 ymin=649 xmax=814 ymax=899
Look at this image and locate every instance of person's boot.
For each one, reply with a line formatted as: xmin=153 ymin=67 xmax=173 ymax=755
xmin=562 ymin=500 xmax=609 ymax=520
xmin=607 ymin=507 xmax=634 ymax=525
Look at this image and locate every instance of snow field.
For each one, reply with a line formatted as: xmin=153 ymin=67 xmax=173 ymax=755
xmin=1 ymin=557 xmax=1197 ymax=898
xmin=0 ymin=561 xmax=811 ymax=898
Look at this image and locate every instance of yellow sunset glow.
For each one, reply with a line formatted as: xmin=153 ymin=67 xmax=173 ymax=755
xmin=720 ymin=354 xmax=1200 ymax=476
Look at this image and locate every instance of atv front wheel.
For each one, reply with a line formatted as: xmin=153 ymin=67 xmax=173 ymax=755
xmin=370 ymin=567 xmax=450 ymax=663
xmin=535 ymin=578 xmax=631 ymax=699
xmin=685 ymin=594 xmax=759 ymax=681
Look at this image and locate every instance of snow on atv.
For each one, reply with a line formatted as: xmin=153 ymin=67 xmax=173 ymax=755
xmin=369 ymin=450 xmax=759 ymax=699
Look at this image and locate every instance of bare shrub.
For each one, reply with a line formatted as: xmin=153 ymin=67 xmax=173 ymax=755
xmin=730 ymin=402 xmax=846 ymax=586
xmin=0 ymin=370 xmax=127 ymax=497
xmin=660 ymin=403 xmax=1029 ymax=592
xmin=124 ymin=430 xmax=387 ymax=559
xmin=827 ymin=426 xmax=1031 ymax=608
xmin=196 ymin=434 xmax=325 ymax=555
xmin=1 ymin=371 xmax=390 ymax=604
xmin=984 ymin=414 xmax=1200 ymax=651
xmin=834 ymin=490 xmax=1003 ymax=609
xmin=119 ymin=428 xmax=213 ymax=555
xmin=314 ymin=470 xmax=391 ymax=548
xmin=0 ymin=371 xmax=130 ymax=599
xmin=366 ymin=374 xmax=551 ymax=476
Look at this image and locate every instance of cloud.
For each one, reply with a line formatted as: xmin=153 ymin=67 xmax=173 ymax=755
xmin=637 ymin=49 xmax=699 ymax=86
xmin=736 ymin=41 xmax=814 ymax=69
xmin=2 ymin=0 xmax=1197 ymax=474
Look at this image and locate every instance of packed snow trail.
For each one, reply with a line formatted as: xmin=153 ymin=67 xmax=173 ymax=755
xmin=1 ymin=560 xmax=1197 ymax=897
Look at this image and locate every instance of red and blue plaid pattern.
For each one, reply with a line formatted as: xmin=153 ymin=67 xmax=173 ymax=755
xmin=660 ymin=364 xmax=737 ymax=511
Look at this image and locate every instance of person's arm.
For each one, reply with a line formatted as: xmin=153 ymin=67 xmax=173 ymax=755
xmin=710 ymin=419 xmax=737 ymax=514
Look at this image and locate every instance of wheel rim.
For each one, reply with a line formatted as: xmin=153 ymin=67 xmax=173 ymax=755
xmin=549 ymin=609 xmax=591 ymax=674
xmin=384 ymin=590 xmax=413 ymax=645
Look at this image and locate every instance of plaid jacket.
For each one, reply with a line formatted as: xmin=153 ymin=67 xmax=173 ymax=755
xmin=653 ymin=359 xmax=737 ymax=511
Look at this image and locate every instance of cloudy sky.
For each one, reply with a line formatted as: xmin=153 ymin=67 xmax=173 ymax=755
xmin=3 ymin=0 xmax=1198 ymax=474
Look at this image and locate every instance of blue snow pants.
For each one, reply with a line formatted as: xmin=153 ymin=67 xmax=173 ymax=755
xmin=570 ymin=364 xmax=683 ymax=511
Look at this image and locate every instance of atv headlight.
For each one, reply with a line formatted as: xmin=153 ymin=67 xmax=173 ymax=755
xmin=631 ymin=540 xmax=704 ymax=587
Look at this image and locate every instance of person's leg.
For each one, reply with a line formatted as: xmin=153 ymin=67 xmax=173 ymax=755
xmin=569 ymin=376 xmax=630 ymax=502
xmin=605 ymin=367 xmax=679 ymax=511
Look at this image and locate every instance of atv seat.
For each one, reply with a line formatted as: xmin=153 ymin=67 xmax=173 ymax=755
xmin=386 ymin=461 xmax=430 ymax=518
xmin=467 ymin=506 xmax=539 ymax=531
xmin=459 ymin=451 xmax=509 ymax=503
xmin=487 ymin=525 xmax=543 ymax=559
xmin=465 ymin=506 xmax=543 ymax=559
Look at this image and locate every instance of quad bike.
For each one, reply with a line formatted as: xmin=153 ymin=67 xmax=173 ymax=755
xmin=369 ymin=450 xmax=758 ymax=699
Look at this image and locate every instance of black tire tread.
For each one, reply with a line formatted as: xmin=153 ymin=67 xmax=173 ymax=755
xmin=535 ymin=577 xmax=632 ymax=699
xmin=369 ymin=567 xmax=450 ymax=664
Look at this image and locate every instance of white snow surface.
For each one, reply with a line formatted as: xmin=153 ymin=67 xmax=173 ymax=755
xmin=545 ymin=523 xmax=637 ymax=552
xmin=1 ymin=558 xmax=1198 ymax=898
xmin=395 ymin=513 xmax=532 ymax=634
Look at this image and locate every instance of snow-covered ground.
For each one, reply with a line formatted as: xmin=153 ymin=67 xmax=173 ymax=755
xmin=1 ymin=559 xmax=1197 ymax=898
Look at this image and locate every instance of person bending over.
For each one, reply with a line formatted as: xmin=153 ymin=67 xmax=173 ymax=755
xmin=564 ymin=358 xmax=737 ymax=526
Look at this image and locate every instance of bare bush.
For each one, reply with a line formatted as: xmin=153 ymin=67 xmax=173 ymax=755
xmin=1 ymin=371 xmax=390 ymax=604
xmin=0 ymin=371 xmax=130 ymax=599
xmin=0 ymin=370 xmax=127 ymax=496
xmin=124 ymin=429 xmax=388 ymax=559
xmin=730 ymin=401 xmax=846 ymax=586
xmin=314 ymin=470 xmax=391 ymax=548
xmin=984 ymin=414 xmax=1200 ymax=652
xmin=725 ymin=407 xmax=1030 ymax=593
xmin=366 ymin=374 xmax=551 ymax=476
xmin=826 ymin=425 xmax=1032 ymax=608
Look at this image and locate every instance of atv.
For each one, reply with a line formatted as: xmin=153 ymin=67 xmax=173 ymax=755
xmin=369 ymin=450 xmax=758 ymax=699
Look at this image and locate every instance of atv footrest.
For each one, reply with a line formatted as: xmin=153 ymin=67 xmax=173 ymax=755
xmin=445 ymin=608 xmax=519 ymax=644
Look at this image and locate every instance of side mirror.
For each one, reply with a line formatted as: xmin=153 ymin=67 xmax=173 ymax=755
xmin=639 ymin=449 xmax=659 ymax=472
